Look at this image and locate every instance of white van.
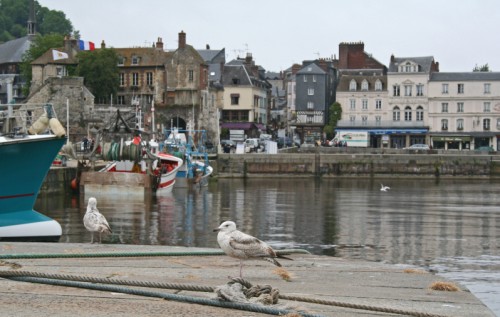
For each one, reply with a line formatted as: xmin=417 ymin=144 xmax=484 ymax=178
xmin=245 ymin=138 xmax=260 ymax=153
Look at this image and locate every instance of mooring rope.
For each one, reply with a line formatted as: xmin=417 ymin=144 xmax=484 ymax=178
xmin=0 ymin=271 xmax=451 ymax=317
xmin=0 ymin=249 xmax=309 ymax=260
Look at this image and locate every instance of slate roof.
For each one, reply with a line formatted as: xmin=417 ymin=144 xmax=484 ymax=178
xmin=197 ymin=48 xmax=225 ymax=64
xmin=296 ymin=63 xmax=326 ymax=75
xmin=114 ymin=47 xmax=170 ymax=66
xmin=0 ymin=36 xmax=33 ymax=64
xmin=31 ymin=47 xmax=78 ymax=65
xmin=389 ymin=56 xmax=435 ymax=73
xmin=337 ymin=69 xmax=387 ymax=91
xmin=430 ymin=72 xmax=500 ymax=81
xmin=222 ymin=64 xmax=252 ymax=86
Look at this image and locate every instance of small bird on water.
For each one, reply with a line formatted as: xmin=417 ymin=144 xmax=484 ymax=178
xmin=213 ymin=220 xmax=292 ymax=278
xmin=380 ymin=184 xmax=391 ymax=192
xmin=83 ymin=197 xmax=112 ymax=243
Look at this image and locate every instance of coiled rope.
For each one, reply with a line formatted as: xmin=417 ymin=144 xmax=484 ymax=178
xmin=0 ymin=271 xmax=451 ymax=317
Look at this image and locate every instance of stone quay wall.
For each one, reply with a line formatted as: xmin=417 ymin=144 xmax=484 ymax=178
xmin=215 ymin=153 xmax=500 ymax=178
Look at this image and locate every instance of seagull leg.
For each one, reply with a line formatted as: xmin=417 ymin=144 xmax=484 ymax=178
xmin=90 ymin=232 xmax=94 ymax=244
xmin=99 ymin=231 xmax=102 ymax=243
xmin=239 ymin=261 xmax=243 ymax=278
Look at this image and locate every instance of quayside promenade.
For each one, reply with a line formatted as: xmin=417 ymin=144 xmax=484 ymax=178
xmin=0 ymin=243 xmax=495 ymax=317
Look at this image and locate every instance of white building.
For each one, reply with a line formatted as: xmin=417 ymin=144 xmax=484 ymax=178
xmin=428 ymin=72 xmax=500 ymax=150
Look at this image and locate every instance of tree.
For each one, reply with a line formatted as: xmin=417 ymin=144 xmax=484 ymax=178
xmin=323 ymin=102 xmax=342 ymax=139
xmin=37 ymin=8 xmax=73 ymax=35
xmin=76 ymin=49 xmax=120 ymax=103
xmin=473 ymin=63 xmax=490 ymax=72
xmin=20 ymin=33 xmax=65 ymax=95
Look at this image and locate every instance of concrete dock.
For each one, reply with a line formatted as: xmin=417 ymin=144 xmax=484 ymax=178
xmin=0 ymin=243 xmax=495 ymax=317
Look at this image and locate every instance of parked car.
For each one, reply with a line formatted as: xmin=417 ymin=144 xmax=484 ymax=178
xmin=404 ymin=144 xmax=430 ymax=150
xmin=277 ymin=137 xmax=293 ymax=149
xmin=220 ymin=139 xmax=236 ymax=153
xmin=245 ymin=138 xmax=261 ymax=152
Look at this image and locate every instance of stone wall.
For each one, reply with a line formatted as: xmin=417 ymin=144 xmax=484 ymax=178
xmin=215 ymin=153 xmax=499 ymax=178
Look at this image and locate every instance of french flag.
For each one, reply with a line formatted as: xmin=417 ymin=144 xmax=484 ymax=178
xmin=78 ymin=40 xmax=95 ymax=51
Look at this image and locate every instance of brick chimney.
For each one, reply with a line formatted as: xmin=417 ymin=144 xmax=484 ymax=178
xmin=338 ymin=42 xmax=365 ymax=69
xmin=156 ymin=37 xmax=163 ymax=49
xmin=178 ymin=31 xmax=186 ymax=49
xmin=101 ymin=40 xmax=106 ymax=49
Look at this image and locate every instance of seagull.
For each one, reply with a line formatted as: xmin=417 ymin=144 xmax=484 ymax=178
xmin=213 ymin=220 xmax=292 ymax=278
xmin=83 ymin=197 xmax=112 ymax=243
xmin=380 ymin=184 xmax=391 ymax=192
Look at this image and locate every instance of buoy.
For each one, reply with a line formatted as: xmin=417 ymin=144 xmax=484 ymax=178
xmin=28 ymin=113 xmax=49 ymax=135
xmin=71 ymin=178 xmax=78 ymax=191
xmin=49 ymin=118 xmax=66 ymax=137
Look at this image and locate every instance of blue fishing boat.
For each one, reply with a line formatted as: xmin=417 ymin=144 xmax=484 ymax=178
xmin=163 ymin=128 xmax=213 ymax=188
xmin=0 ymin=104 xmax=66 ymax=241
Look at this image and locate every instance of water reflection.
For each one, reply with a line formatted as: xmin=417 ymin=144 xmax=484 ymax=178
xmin=36 ymin=178 xmax=500 ymax=314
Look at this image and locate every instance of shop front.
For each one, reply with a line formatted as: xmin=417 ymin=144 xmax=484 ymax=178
xmin=431 ymin=135 xmax=471 ymax=150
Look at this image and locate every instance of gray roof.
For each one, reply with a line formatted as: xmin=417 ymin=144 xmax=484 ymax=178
xmin=222 ymin=64 xmax=252 ymax=86
xmin=389 ymin=56 xmax=435 ymax=73
xmin=0 ymin=36 xmax=33 ymax=64
xmin=197 ymin=48 xmax=225 ymax=64
xmin=296 ymin=63 xmax=326 ymax=75
xmin=430 ymin=72 xmax=500 ymax=81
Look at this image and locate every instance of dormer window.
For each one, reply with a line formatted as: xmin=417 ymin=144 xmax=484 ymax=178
xmin=132 ymin=56 xmax=139 ymax=65
xmin=118 ymin=56 xmax=124 ymax=65
xmin=349 ymin=79 xmax=357 ymax=91
xmin=361 ymin=79 xmax=368 ymax=91
xmin=374 ymin=79 xmax=382 ymax=91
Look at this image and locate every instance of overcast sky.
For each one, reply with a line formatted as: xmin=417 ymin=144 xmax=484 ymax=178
xmin=38 ymin=0 xmax=500 ymax=73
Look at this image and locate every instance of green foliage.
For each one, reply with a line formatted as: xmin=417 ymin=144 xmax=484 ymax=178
xmin=0 ymin=0 xmax=73 ymax=43
xmin=20 ymin=33 xmax=65 ymax=95
xmin=323 ymin=102 xmax=342 ymax=139
xmin=76 ymin=49 xmax=120 ymax=102
xmin=472 ymin=63 xmax=490 ymax=72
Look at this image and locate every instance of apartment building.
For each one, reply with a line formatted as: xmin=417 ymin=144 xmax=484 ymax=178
xmin=428 ymin=72 xmax=500 ymax=150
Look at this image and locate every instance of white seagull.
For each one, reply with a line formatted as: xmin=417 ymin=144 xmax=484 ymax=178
xmin=83 ymin=197 xmax=112 ymax=243
xmin=213 ymin=220 xmax=292 ymax=278
xmin=380 ymin=184 xmax=391 ymax=192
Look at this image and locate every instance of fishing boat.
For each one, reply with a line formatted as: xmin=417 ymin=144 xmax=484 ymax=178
xmin=163 ymin=128 xmax=213 ymax=188
xmin=0 ymin=103 xmax=66 ymax=241
xmin=79 ymin=110 xmax=183 ymax=197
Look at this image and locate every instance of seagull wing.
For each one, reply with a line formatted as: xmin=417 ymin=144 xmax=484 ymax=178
xmin=229 ymin=231 xmax=277 ymax=258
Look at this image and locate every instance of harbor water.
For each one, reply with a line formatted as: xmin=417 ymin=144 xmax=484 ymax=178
xmin=36 ymin=178 xmax=500 ymax=315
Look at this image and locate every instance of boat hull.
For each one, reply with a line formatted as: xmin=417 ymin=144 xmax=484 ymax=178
xmin=0 ymin=135 xmax=65 ymax=241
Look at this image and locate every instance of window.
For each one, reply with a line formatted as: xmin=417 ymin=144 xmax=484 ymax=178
xmin=230 ymin=94 xmax=240 ymax=105
xmin=119 ymin=73 xmax=125 ymax=86
xmin=117 ymin=95 xmax=125 ymax=105
xmin=307 ymin=101 xmax=314 ymax=109
xmin=441 ymin=119 xmax=448 ymax=130
xmin=56 ymin=66 xmax=64 ymax=77
xmin=442 ymin=83 xmax=448 ymax=94
xmin=362 ymin=116 xmax=368 ymax=125
xmin=312 ymin=75 xmax=316 ymax=82
xmin=132 ymin=56 xmax=139 ymax=65
xmin=458 ymin=83 xmax=464 ymax=94
xmin=497 ymin=118 xmax=500 ymax=128
xmin=441 ymin=102 xmax=448 ymax=113
xmin=393 ymin=106 xmax=400 ymax=121
xmin=306 ymin=115 xmax=314 ymax=123
xmin=484 ymin=83 xmax=491 ymax=94
xmin=132 ymin=73 xmax=139 ymax=86
xmin=350 ymin=99 xmax=356 ymax=110
xmin=303 ymin=76 xmax=307 ymax=82
xmin=375 ymin=79 xmax=382 ymax=91
xmin=118 ymin=56 xmax=124 ymax=65
xmin=146 ymin=72 xmax=153 ymax=86
xmin=375 ymin=99 xmax=382 ymax=110
xmin=404 ymin=85 xmax=412 ymax=96
xmin=457 ymin=102 xmax=464 ymax=113
xmin=393 ymin=85 xmax=400 ymax=96
xmin=349 ymin=79 xmax=357 ymax=91
xmin=375 ymin=116 xmax=381 ymax=125
xmin=349 ymin=115 xmax=355 ymax=122
xmin=484 ymin=102 xmax=491 ymax=112
xmin=188 ymin=70 xmax=194 ymax=82
xmin=416 ymin=106 xmax=423 ymax=121
xmin=361 ymin=80 xmax=368 ymax=91
xmin=457 ymin=119 xmax=464 ymax=130
xmin=404 ymin=106 xmax=412 ymax=121
xmin=483 ymin=118 xmax=490 ymax=130
xmin=405 ymin=62 xmax=412 ymax=72
xmin=362 ymin=99 xmax=368 ymax=110
xmin=308 ymin=88 xmax=314 ymax=95
xmin=416 ymin=84 xmax=424 ymax=96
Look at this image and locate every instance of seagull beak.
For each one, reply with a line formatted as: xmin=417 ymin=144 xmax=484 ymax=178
xmin=213 ymin=228 xmax=220 ymax=232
